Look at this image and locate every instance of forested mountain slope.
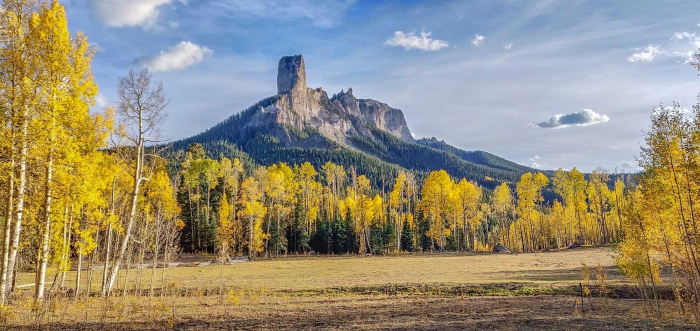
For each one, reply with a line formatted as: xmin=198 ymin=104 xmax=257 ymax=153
xmin=171 ymin=55 xmax=544 ymax=188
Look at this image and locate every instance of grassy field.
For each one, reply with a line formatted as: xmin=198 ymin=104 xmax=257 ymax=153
xmin=2 ymin=246 xmax=695 ymax=330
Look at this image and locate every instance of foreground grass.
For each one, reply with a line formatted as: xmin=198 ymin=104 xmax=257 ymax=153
xmin=15 ymin=246 xmax=623 ymax=293
xmin=3 ymin=246 xmax=695 ymax=330
xmin=2 ymin=293 xmax=694 ymax=330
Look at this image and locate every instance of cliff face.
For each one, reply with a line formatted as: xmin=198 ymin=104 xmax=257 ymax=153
xmin=245 ymin=55 xmax=414 ymax=148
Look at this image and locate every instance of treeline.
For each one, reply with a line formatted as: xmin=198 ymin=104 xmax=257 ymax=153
xmin=0 ymin=1 xmax=181 ymax=303
xmin=179 ymin=140 xmax=630 ymax=258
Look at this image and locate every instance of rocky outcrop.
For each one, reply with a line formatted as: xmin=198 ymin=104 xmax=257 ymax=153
xmin=247 ymin=55 xmax=414 ymax=148
xmin=277 ymin=55 xmax=306 ymax=94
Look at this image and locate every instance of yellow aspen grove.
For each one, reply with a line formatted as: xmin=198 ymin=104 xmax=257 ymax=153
xmin=220 ymin=156 xmax=245 ymax=254
xmin=201 ymin=158 xmax=221 ymax=251
xmin=354 ymin=175 xmax=373 ymax=254
xmin=453 ymin=179 xmax=482 ymax=251
xmin=296 ymin=162 xmax=319 ymax=250
xmin=142 ymin=169 xmax=180 ymax=297
xmin=515 ymin=172 xmax=548 ymax=252
xmin=421 ymin=170 xmax=453 ymax=252
xmin=610 ymin=178 xmax=626 ymax=242
xmin=217 ymin=192 xmax=232 ymax=258
xmin=322 ymin=162 xmax=346 ymax=218
xmin=0 ymin=0 xmax=39 ymax=304
xmin=550 ymin=200 xmax=566 ymax=248
xmin=389 ymin=173 xmax=406 ymax=252
xmin=587 ymin=168 xmax=612 ymax=244
xmin=616 ymin=102 xmax=700 ymax=317
xmin=27 ymin=0 xmax=97 ymax=301
xmin=240 ymin=177 xmax=268 ymax=259
xmin=553 ymin=168 xmax=587 ymax=245
xmin=491 ymin=182 xmax=514 ymax=249
xmin=264 ymin=163 xmax=296 ymax=255
xmin=73 ymin=149 xmax=113 ymax=298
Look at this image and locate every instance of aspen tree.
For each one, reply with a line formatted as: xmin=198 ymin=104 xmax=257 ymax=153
xmin=240 ymin=177 xmax=267 ymax=259
xmin=421 ymin=170 xmax=453 ymax=252
xmin=220 ymin=156 xmax=244 ymax=253
xmin=453 ymin=179 xmax=482 ymax=251
xmin=389 ymin=173 xmax=406 ymax=252
xmin=28 ymin=0 xmax=97 ymax=300
xmin=105 ymin=68 xmax=167 ymax=296
xmin=0 ymin=0 xmax=38 ymax=303
xmin=492 ymin=182 xmax=513 ymax=248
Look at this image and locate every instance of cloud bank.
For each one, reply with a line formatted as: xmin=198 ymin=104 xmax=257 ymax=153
xmin=138 ymin=41 xmax=213 ymax=73
xmin=672 ymin=32 xmax=696 ymax=40
xmin=90 ymin=0 xmax=179 ymax=28
xmin=627 ymin=45 xmax=664 ymax=63
xmin=384 ymin=31 xmax=449 ymax=51
xmin=537 ymin=109 xmax=610 ymax=129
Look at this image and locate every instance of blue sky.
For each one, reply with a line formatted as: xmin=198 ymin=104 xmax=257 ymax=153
xmin=63 ymin=0 xmax=700 ymax=172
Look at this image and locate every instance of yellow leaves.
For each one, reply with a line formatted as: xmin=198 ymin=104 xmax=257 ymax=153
xmin=220 ymin=156 xmax=244 ymax=194
xmin=516 ymin=172 xmax=547 ymax=223
xmin=175 ymin=219 xmax=185 ymax=230
xmin=144 ymin=170 xmax=180 ymax=220
xmin=299 ymin=161 xmax=317 ymax=180
xmin=243 ymin=200 xmax=268 ymax=254
xmin=420 ymin=170 xmax=460 ymax=249
xmin=218 ymin=192 xmax=232 ymax=250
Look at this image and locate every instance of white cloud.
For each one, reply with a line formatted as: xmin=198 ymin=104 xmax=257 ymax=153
xmin=138 ymin=41 xmax=213 ymax=73
xmin=384 ymin=30 xmax=449 ymax=51
xmin=96 ymin=93 xmax=108 ymax=108
xmin=672 ymin=50 xmax=695 ymax=63
xmin=169 ymin=21 xmax=180 ymax=28
xmin=471 ymin=34 xmax=485 ymax=47
xmin=527 ymin=156 xmax=545 ymax=168
xmin=672 ymin=32 xmax=696 ymax=40
xmin=502 ymin=43 xmax=513 ymax=50
xmin=627 ymin=45 xmax=665 ymax=63
xmin=537 ymin=109 xmax=610 ymax=129
xmin=90 ymin=0 xmax=179 ymax=28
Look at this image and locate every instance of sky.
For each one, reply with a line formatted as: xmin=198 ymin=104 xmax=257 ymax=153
xmin=61 ymin=0 xmax=700 ymax=172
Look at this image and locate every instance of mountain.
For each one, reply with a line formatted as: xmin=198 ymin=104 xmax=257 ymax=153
xmin=172 ymin=55 xmax=543 ymax=188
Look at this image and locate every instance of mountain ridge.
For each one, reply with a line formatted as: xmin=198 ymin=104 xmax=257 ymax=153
xmin=172 ymin=55 xmax=544 ymax=188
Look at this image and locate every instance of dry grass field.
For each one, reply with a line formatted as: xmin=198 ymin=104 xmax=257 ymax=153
xmin=2 ymin=246 xmax=695 ymax=330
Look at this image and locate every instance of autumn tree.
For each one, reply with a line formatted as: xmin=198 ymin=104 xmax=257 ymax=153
xmin=105 ymin=68 xmax=168 ymax=296
xmin=421 ymin=170 xmax=453 ymax=252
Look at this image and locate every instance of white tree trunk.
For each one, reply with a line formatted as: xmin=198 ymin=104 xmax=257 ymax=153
xmin=6 ymin=108 xmax=29 ymax=295
xmin=1 ymin=143 xmax=15 ymax=304
xmin=35 ymin=147 xmax=55 ymax=301
xmin=105 ymin=139 xmax=143 ymax=295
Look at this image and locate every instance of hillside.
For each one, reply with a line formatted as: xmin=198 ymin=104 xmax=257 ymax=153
xmin=172 ymin=55 xmax=542 ymax=188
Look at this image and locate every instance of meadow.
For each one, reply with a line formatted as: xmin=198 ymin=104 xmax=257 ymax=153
xmin=1 ymin=246 xmax=695 ymax=330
